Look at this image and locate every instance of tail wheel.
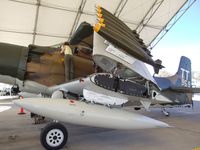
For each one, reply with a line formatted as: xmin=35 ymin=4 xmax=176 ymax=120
xmin=161 ymin=108 xmax=170 ymax=117
xmin=40 ymin=122 xmax=68 ymax=150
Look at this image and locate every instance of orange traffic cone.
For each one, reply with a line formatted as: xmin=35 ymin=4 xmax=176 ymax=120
xmin=18 ymin=96 xmax=26 ymax=115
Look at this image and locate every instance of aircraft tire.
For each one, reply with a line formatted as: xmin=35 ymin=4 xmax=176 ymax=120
xmin=165 ymin=112 xmax=170 ymax=117
xmin=40 ymin=122 xmax=68 ymax=150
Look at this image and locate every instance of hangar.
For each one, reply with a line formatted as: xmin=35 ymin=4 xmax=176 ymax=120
xmin=0 ymin=0 xmax=196 ymax=47
xmin=0 ymin=0 xmax=199 ymax=150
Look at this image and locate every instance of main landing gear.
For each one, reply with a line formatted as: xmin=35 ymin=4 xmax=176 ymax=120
xmin=30 ymin=113 xmax=45 ymax=124
xmin=161 ymin=108 xmax=170 ymax=116
xmin=40 ymin=122 xmax=68 ymax=150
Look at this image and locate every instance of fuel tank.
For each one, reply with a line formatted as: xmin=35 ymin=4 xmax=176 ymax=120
xmin=14 ymin=98 xmax=169 ymax=129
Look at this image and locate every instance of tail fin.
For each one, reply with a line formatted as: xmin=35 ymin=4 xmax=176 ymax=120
xmin=167 ymin=56 xmax=200 ymax=94
xmin=154 ymin=56 xmax=192 ymax=90
xmin=175 ymin=56 xmax=191 ymax=88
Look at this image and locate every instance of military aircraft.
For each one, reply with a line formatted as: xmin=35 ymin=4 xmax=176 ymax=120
xmin=0 ymin=40 xmax=170 ymax=150
xmin=0 ymin=5 xmax=199 ymax=150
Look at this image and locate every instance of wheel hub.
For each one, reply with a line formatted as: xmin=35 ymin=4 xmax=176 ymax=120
xmin=46 ymin=129 xmax=64 ymax=147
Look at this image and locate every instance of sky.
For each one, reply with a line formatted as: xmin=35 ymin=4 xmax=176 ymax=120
xmin=150 ymin=0 xmax=200 ymax=75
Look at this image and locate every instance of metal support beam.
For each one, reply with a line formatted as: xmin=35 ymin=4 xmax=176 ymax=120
xmin=40 ymin=3 xmax=77 ymax=13
xmin=9 ymin=0 xmax=92 ymax=15
xmin=148 ymin=0 xmax=197 ymax=49
xmin=114 ymin=0 xmax=128 ymax=17
xmin=36 ymin=33 xmax=68 ymax=39
xmin=0 ymin=28 xmax=68 ymax=39
xmin=68 ymin=0 xmax=87 ymax=40
xmin=136 ymin=0 xmax=164 ymax=33
xmin=0 ymin=28 xmax=32 ymax=35
xmin=121 ymin=18 xmax=139 ymax=26
xmin=9 ymin=0 xmax=36 ymax=5
xmin=32 ymin=0 xmax=40 ymax=44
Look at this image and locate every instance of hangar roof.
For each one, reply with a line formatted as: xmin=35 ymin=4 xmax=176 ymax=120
xmin=0 ymin=0 xmax=196 ymax=48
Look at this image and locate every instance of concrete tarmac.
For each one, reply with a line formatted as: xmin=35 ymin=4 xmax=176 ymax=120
xmin=0 ymin=101 xmax=200 ymax=150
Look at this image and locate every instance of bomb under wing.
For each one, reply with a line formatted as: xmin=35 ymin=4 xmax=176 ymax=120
xmin=94 ymin=6 xmax=163 ymax=73
xmin=96 ymin=6 xmax=149 ymax=52
xmin=13 ymin=98 xmax=169 ymax=129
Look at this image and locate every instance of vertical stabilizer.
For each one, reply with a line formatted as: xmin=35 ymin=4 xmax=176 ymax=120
xmin=175 ymin=56 xmax=191 ymax=88
xmin=154 ymin=56 xmax=192 ymax=90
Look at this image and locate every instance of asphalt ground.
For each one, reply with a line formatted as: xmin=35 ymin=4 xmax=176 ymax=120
xmin=0 ymin=101 xmax=200 ymax=150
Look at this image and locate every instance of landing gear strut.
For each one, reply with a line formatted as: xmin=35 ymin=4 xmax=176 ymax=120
xmin=40 ymin=122 xmax=68 ymax=150
xmin=30 ymin=113 xmax=45 ymax=124
xmin=161 ymin=108 xmax=170 ymax=116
